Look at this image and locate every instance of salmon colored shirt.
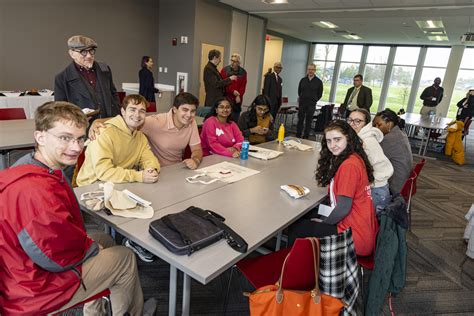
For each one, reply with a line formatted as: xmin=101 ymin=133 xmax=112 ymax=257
xmin=141 ymin=109 xmax=201 ymax=166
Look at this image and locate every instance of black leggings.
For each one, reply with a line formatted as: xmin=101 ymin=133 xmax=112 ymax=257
xmin=287 ymin=207 xmax=338 ymax=246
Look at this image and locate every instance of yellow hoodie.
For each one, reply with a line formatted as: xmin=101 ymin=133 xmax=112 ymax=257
xmin=76 ymin=115 xmax=160 ymax=186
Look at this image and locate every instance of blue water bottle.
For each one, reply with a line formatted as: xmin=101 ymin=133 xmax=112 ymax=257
xmin=240 ymin=141 xmax=249 ymax=160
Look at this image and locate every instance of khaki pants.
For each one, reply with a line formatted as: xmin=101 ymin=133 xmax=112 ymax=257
xmin=420 ymin=105 xmax=436 ymax=116
xmin=55 ymin=233 xmax=144 ymax=316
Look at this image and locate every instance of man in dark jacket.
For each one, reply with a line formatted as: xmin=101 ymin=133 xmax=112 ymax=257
xmin=341 ymin=74 xmax=373 ymax=116
xmin=54 ymin=35 xmax=121 ymax=121
xmin=419 ymin=77 xmax=444 ymax=116
xmin=0 ymin=101 xmax=142 ymax=315
xmin=203 ymin=49 xmax=236 ymax=108
xmin=263 ymin=62 xmax=283 ymax=119
xmin=296 ymin=63 xmax=323 ymax=139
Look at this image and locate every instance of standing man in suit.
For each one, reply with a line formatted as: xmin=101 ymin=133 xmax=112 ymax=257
xmin=296 ymin=64 xmax=323 ymax=139
xmin=341 ymin=74 xmax=373 ymax=117
xmin=54 ymin=35 xmax=121 ymax=121
xmin=263 ymin=62 xmax=283 ymax=119
xmin=203 ymin=49 xmax=236 ymax=108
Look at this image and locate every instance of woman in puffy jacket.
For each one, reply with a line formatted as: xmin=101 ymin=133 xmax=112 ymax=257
xmin=348 ymin=109 xmax=393 ymax=212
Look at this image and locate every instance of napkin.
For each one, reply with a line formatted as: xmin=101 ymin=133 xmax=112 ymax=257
xmin=248 ymin=145 xmax=283 ymax=160
xmin=280 ymin=184 xmax=310 ymax=199
xmin=282 ymin=140 xmax=313 ymax=151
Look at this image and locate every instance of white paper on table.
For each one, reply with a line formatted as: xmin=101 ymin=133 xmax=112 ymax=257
xmin=248 ymin=145 xmax=283 ymax=160
xmin=102 ymin=182 xmax=154 ymax=219
xmin=195 ymin=161 xmax=260 ymax=183
xmin=317 ymin=204 xmax=335 ymax=217
xmin=283 ymin=140 xmax=313 ymax=151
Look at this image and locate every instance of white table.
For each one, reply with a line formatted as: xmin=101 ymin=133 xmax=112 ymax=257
xmin=0 ymin=119 xmax=35 ymax=169
xmin=401 ymin=112 xmax=452 ymax=157
xmin=0 ymin=96 xmax=54 ymax=118
xmin=75 ymin=139 xmax=327 ymax=315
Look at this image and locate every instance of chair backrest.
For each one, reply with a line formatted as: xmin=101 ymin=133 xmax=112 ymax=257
xmin=400 ymin=158 xmax=426 ymax=201
xmin=117 ymin=91 xmax=126 ymax=104
xmin=413 ymin=158 xmax=426 ymax=176
xmin=147 ymin=102 xmax=157 ymax=112
xmin=280 ymin=238 xmax=317 ymax=290
xmin=0 ymin=108 xmax=27 ymax=120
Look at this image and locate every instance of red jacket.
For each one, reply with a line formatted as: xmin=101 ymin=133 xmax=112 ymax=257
xmin=0 ymin=164 xmax=97 ymax=315
xmin=220 ymin=65 xmax=247 ymax=105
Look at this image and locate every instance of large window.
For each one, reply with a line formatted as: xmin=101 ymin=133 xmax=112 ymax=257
xmin=450 ymin=48 xmax=474 ymax=119
xmin=364 ymin=46 xmax=390 ymax=109
xmin=386 ymin=47 xmax=420 ymax=111
xmin=413 ymin=47 xmax=451 ymax=114
xmin=336 ymin=45 xmax=363 ymax=103
xmin=313 ymin=44 xmax=338 ymax=101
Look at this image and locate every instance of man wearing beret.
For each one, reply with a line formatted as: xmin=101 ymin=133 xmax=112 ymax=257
xmin=54 ymin=35 xmax=121 ymax=121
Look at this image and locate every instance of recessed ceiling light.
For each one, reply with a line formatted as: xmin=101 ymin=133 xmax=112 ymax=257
xmin=342 ymin=34 xmax=362 ymax=40
xmin=312 ymin=21 xmax=338 ymax=29
xmin=262 ymin=0 xmax=288 ymax=4
xmin=428 ymin=35 xmax=448 ymax=41
xmin=415 ymin=20 xmax=444 ymax=29
xmin=424 ymin=30 xmax=445 ymax=35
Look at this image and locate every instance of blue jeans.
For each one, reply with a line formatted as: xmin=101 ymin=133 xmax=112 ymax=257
xmin=371 ymin=184 xmax=391 ymax=214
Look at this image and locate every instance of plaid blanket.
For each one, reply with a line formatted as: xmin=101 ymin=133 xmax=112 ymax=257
xmin=319 ymin=228 xmax=359 ymax=316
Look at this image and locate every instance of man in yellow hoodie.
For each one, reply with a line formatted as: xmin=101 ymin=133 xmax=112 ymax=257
xmin=76 ymin=94 xmax=160 ymax=186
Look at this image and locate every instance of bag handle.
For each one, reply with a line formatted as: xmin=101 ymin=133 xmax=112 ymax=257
xmin=276 ymin=237 xmax=321 ymax=304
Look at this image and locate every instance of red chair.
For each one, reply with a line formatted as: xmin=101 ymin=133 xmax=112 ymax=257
xmin=54 ymin=288 xmax=111 ymax=315
xmin=225 ymin=238 xmax=319 ymax=310
xmin=147 ymin=102 xmax=157 ymax=112
xmin=117 ymin=91 xmax=126 ymax=104
xmin=400 ymin=159 xmax=426 ymax=229
xmin=0 ymin=107 xmax=27 ymax=120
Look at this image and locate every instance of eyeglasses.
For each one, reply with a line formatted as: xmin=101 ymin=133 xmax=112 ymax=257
xmin=230 ymin=59 xmax=240 ymax=63
xmin=256 ymin=106 xmax=269 ymax=113
xmin=47 ymin=131 xmax=87 ymax=146
xmin=347 ymin=118 xmax=364 ymax=125
xmin=217 ymin=105 xmax=232 ymax=111
xmin=73 ymin=48 xmax=96 ymax=57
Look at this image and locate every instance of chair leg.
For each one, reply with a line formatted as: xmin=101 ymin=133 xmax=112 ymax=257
xmin=103 ymin=295 xmax=112 ymax=316
xmin=222 ymin=265 xmax=235 ymax=315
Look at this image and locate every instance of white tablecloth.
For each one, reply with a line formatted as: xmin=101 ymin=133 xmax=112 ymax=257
xmin=0 ymin=96 xmax=54 ymax=118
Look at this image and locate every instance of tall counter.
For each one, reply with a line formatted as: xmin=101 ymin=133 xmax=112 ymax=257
xmin=122 ymin=83 xmax=175 ymax=113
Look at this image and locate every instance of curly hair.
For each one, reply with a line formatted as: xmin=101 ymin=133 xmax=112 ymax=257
xmin=315 ymin=120 xmax=374 ymax=186
xmin=374 ymin=108 xmax=401 ymax=127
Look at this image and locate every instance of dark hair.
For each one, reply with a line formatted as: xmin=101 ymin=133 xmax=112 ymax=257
xmin=350 ymin=108 xmax=371 ymax=125
xmin=354 ymin=74 xmax=363 ymax=81
xmin=374 ymin=108 xmax=401 ymax=127
xmin=122 ymin=94 xmax=148 ymax=111
xmin=208 ymin=49 xmax=221 ymax=61
xmin=315 ymin=120 xmax=374 ymax=186
xmin=248 ymin=95 xmax=272 ymax=126
xmin=208 ymin=97 xmax=232 ymax=123
xmin=141 ymin=56 xmax=151 ymax=68
xmin=173 ymin=92 xmax=199 ymax=109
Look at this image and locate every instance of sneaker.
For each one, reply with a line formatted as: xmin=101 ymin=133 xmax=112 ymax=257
xmin=123 ymin=239 xmax=155 ymax=262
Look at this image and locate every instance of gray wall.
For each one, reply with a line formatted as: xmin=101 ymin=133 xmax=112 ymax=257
xmin=158 ymin=0 xmax=196 ymax=89
xmin=0 ymin=0 xmax=159 ymax=91
xmin=267 ymin=31 xmax=311 ymax=102
xmin=193 ymin=0 xmax=233 ymax=96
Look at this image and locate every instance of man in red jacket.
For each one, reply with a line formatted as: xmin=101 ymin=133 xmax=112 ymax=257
xmin=0 ymin=101 xmax=143 ymax=315
xmin=221 ymin=53 xmax=247 ymax=122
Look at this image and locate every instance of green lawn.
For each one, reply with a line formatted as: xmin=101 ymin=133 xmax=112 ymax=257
xmin=323 ymin=82 xmax=459 ymax=119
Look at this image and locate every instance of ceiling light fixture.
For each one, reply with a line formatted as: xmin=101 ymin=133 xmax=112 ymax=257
xmin=312 ymin=21 xmax=338 ymax=29
xmin=342 ymin=34 xmax=362 ymax=40
xmin=415 ymin=20 xmax=444 ymax=29
xmin=262 ymin=0 xmax=288 ymax=4
xmin=428 ymin=35 xmax=448 ymax=41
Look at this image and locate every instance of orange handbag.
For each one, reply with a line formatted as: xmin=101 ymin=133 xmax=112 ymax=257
xmin=247 ymin=238 xmax=345 ymax=316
